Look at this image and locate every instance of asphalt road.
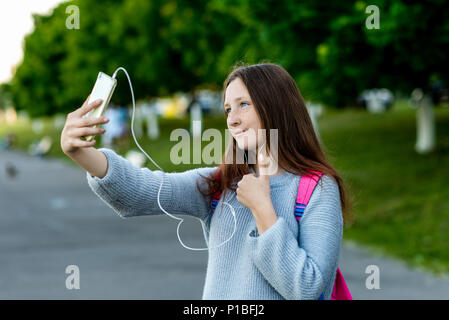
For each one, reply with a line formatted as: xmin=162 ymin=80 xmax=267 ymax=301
xmin=1 ymin=148 xmax=448 ymax=299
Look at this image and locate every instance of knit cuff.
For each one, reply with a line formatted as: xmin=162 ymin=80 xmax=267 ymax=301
xmin=85 ymin=148 xmax=130 ymax=214
xmin=248 ymin=216 xmax=287 ymax=241
xmin=86 ymin=148 xmax=119 ymax=188
xmin=247 ymin=216 xmax=292 ymax=260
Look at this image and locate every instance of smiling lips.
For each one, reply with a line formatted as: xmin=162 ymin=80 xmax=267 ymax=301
xmin=234 ymin=129 xmax=247 ymax=136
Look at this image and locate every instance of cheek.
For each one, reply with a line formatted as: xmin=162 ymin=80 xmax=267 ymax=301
xmin=243 ymin=112 xmax=260 ymax=129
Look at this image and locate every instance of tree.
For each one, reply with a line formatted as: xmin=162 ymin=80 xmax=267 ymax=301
xmin=315 ymin=0 xmax=449 ymax=106
xmin=10 ymin=4 xmax=70 ymax=117
xmin=9 ymin=0 xmax=449 ymax=115
xmin=10 ymin=0 xmax=238 ymax=117
xmin=0 ymin=83 xmax=12 ymax=109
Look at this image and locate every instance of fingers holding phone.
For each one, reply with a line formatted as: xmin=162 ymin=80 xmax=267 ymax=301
xmin=61 ymin=72 xmax=117 ymax=155
xmin=60 ymin=98 xmax=110 ymax=155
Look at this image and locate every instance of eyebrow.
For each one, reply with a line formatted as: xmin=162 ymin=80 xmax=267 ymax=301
xmin=223 ymin=96 xmax=250 ymax=107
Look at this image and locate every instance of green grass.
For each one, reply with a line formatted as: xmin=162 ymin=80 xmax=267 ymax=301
xmin=2 ymin=102 xmax=449 ymax=275
xmin=320 ymin=103 xmax=449 ymax=275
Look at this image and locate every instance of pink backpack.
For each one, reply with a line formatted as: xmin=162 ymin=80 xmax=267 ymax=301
xmin=211 ymin=169 xmax=352 ymax=300
xmin=295 ymin=170 xmax=352 ymax=300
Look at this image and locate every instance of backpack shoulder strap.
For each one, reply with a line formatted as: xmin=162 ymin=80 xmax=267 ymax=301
xmin=295 ymin=170 xmax=352 ymax=300
xmin=295 ymin=170 xmax=323 ymax=222
xmin=212 ymin=169 xmax=324 ymax=216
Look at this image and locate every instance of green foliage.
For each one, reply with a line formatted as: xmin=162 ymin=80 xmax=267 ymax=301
xmin=10 ymin=0 xmax=236 ymax=116
xmin=0 ymin=82 xmax=12 ymax=109
xmin=363 ymin=0 xmax=449 ymax=91
xmin=7 ymin=0 xmax=449 ymax=116
xmin=10 ymin=4 xmax=69 ymax=117
xmin=319 ymin=103 xmax=449 ymax=275
xmin=317 ymin=0 xmax=449 ymax=106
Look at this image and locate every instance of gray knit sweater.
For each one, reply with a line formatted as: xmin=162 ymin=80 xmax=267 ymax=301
xmin=86 ymin=148 xmax=343 ymax=300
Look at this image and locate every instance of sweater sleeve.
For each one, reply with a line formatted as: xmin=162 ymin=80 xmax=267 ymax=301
xmin=86 ymin=148 xmax=217 ymax=220
xmin=247 ymin=174 xmax=343 ymax=300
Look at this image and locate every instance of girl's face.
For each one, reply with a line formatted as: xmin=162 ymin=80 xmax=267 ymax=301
xmin=224 ymin=77 xmax=264 ymax=152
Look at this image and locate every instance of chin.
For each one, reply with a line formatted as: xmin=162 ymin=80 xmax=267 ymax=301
xmin=235 ymin=138 xmax=257 ymax=152
xmin=237 ymin=128 xmax=258 ymax=146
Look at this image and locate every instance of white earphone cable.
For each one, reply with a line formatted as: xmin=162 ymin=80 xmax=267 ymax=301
xmin=112 ymin=67 xmax=244 ymax=251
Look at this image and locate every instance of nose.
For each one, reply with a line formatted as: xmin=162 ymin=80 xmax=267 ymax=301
xmin=227 ymin=109 xmax=241 ymax=128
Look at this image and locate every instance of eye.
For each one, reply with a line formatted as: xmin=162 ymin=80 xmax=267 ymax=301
xmin=225 ymin=102 xmax=249 ymax=114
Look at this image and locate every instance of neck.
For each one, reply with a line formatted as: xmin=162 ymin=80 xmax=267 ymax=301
xmin=249 ymin=160 xmax=285 ymax=177
xmin=253 ymin=165 xmax=285 ymax=177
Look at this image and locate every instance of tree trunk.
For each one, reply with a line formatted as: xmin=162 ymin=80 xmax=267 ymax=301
xmin=415 ymin=95 xmax=436 ymax=154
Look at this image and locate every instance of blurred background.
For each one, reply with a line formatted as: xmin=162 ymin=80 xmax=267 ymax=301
xmin=0 ymin=0 xmax=449 ymax=299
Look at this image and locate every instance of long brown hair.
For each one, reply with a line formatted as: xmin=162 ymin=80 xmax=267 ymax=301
xmin=198 ymin=62 xmax=354 ymax=225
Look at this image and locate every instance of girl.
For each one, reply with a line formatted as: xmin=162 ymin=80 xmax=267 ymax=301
xmin=61 ymin=63 xmax=352 ymax=300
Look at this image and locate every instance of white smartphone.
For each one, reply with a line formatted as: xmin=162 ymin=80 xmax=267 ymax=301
xmin=82 ymin=72 xmax=117 ymax=142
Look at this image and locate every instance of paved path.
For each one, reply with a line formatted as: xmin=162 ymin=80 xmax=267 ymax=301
xmin=1 ymin=149 xmax=448 ymax=299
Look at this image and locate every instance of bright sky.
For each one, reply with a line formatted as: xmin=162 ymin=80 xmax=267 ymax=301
xmin=0 ymin=0 xmax=65 ymax=84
